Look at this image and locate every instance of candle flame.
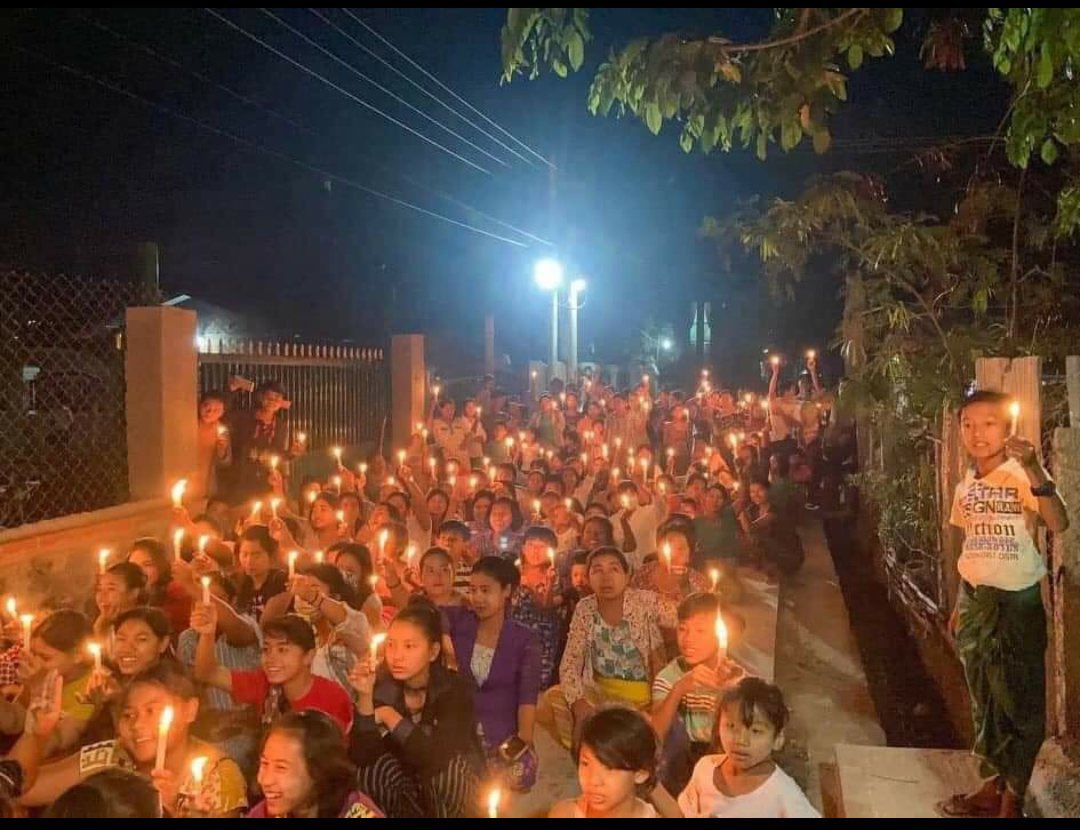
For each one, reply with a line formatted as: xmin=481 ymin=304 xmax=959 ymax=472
xmin=715 ymin=614 xmax=728 ymax=651
xmin=159 ymin=705 xmax=174 ymax=731
xmin=487 ymin=788 xmax=501 ymax=818
xmin=170 ymin=479 xmax=187 ymax=506
xmin=190 ymin=755 xmax=208 ymax=784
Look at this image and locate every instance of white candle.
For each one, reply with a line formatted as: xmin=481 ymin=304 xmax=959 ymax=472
xmin=88 ymin=641 xmax=102 ymax=671
xmin=770 ymin=355 xmax=781 ymax=368
xmin=20 ymin=614 xmax=33 ymax=650
xmin=469 ymin=474 xmax=478 ymax=491
xmin=270 ymin=498 xmax=281 ymax=520
xmin=200 ymin=576 xmax=212 ymax=605
xmin=332 ymin=446 xmax=343 ymax=467
xmin=487 ymin=788 xmax=501 ymax=819
xmin=332 ymin=475 xmax=342 ymax=494
xmin=190 ymin=756 xmax=208 ymax=787
xmin=662 ymin=542 xmax=672 ymax=571
xmin=406 ymin=544 xmax=417 ymax=569
xmin=198 ymin=535 xmax=210 ymax=556
xmin=1009 ymin=401 xmax=1021 ymax=434
xmin=98 ymin=548 xmax=110 ymax=574
xmin=397 ymin=449 xmax=406 ymax=466
xmin=172 ymin=529 xmax=184 ymax=562
xmin=288 ymin=551 xmax=298 ymax=579
xmin=314 ymin=550 xmax=324 ymax=564
xmin=533 ymin=499 xmax=541 ymax=518
xmin=170 ymin=479 xmax=187 ymax=509
xmin=4 ymin=597 xmax=15 ymax=619
xmin=715 ymin=614 xmax=728 ymax=660
xmin=806 ymin=349 xmax=817 ymax=361
xmin=729 ymin=433 xmax=739 ymax=451
xmin=251 ymin=500 xmax=263 ymax=520
xmin=710 ymin=568 xmax=720 ymax=592
xmin=370 ymin=632 xmax=386 ymax=664
xmin=296 ymin=431 xmax=307 ymax=446
xmin=378 ymin=529 xmax=389 ymax=560
xmin=547 ymin=547 xmax=556 ymax=568
xmin=155 ymin=705 xmax=174 ymax=771
xmin=358 ymin=462 xmax=368 ymax=475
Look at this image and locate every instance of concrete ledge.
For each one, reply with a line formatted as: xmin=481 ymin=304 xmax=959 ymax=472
xmin=835 ymin=745 xmax=982 ymax=818
xmin=0 ymin=499 xmax=169 ymax=548
xmin=1027 ymin=737 xmax=1080 ymax=817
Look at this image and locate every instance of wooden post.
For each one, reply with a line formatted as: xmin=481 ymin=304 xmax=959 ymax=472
xmin=939 ymin=404 xmax=966 ymax=613
xmin=1067 ymin=356 xmax=1080 ymax=428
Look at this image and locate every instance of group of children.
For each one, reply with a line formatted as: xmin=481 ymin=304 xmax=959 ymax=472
xmin=0 ymin=359 xmax=845 ymax=818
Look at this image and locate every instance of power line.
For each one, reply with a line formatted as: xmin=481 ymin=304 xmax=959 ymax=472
xmin=259 ymin=8 xmax=512 ymax=171
xmin=77 ymin=12 xmax=313 ymax=135
xmin=203 ymin=7 xmax=492 ymax=176
xmin=342 ymin=9 xmax=554 ymax=170
xmin=14 ymin=45 xmax=529 ymax=248
xmin=77 ymin=12 xmax=552 ymax=246
xmin=308 ymin=8 xmax=540 ymax=170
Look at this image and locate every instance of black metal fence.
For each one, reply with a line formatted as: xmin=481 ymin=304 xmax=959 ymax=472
xmin=0 ymin=270 xmax=140 ymax=529
xmin=197 ymin=340 xmax=388 ymax=453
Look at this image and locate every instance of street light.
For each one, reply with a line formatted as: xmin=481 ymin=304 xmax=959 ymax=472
xmin=569 ymin=279 xmax=586 ymax=383
xmin=534 ymin=258 xmax=564 ymax=371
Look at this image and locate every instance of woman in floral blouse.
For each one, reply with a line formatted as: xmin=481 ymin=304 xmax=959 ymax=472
xmin=547 ymin=547 xmax=670 ymax=749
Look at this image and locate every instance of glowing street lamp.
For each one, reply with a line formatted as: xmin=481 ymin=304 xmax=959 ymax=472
xmin=534 ymin=258 xmax=564 ymax=370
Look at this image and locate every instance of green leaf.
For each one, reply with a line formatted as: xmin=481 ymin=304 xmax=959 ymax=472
xmin=1036 ymin=43 xmax=1053 ymax=88
xmin=1040 ymin=137 xmax=1058 ymax=165
xmin=553 ymin=58 xmax=568 ymax=78
xmin=848 ymin=45 xmax=864 ymax=70
xmin=812 ymin=128 xmax=832 ymax=154
xmin=781 ymin=119 xmax=801 ymax=151
xmin=567 ymin=31 xmax=585 ymax=71
xmin=645 ymin=102 xmax=662 ymax=134
xmin=882 ymin=8 xmax=903 ymax=33
xmin=679 ymin=130 xmax=694 ymax=153
xmin=756 ymin=131 xmax=768 ymax=161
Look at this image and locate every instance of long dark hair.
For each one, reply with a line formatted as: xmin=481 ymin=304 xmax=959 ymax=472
xmin=44 ymin=769 xmax=159 ymax=818
xmin=128 ymin=537 xmax=172 ymax=604
xmin=391 ymin=598 xmax=448 ymax=678
xmin=301 ymin=563 xmax=360 ymax=610
xmin=261 ymin=711 xmax=356 ymax=818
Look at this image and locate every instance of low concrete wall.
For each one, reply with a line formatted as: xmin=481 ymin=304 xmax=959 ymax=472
xmin=0 ymin=499 xmax=173 ymax=611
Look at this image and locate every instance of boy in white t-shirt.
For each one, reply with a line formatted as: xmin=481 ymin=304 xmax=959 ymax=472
xmin=941 ymin=391 xmax=1069 ymax=819
xmin=678 ymin=677 xmax=818 ymax=818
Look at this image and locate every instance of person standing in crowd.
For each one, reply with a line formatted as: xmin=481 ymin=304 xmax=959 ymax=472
xmin=226 ymin=380 xmax=302 ymax=504
xmin=193 ymin=391 xmax=232 ymax=499
xmin=234 ymin=526 xmax=288 ymax=623
xmin=941 ymin=391 xmax=1069 ymax=819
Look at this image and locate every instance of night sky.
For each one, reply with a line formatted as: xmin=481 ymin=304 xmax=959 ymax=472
xmin=1 ymin=8 xmax=1008 ymax=377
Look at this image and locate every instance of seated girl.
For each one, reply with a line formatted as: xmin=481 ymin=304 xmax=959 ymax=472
xmin=127 ymin=537 xmax=193 ymax=640
xmin=677 ymin=677 xmax=818 ymax=818
xmin=348 ymin=599 xmax=485 ymax=818
xmin=548 ymin=548 xmax=667 ymax=750
xmin=549 ymin=706 xmax=678 ymax=818
xmin=248 ymin=710 xmax=383 ymax=818
xmin=442 ymin=557 xmax=540 ymax=791
xmin=20 ymin=661 xmax=248 ymax=817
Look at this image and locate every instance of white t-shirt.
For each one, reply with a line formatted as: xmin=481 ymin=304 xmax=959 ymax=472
xmin=678 ymin=755 xmax=819 ymax=818
xmin=950 ymin=458 xmax=1044 ymax=591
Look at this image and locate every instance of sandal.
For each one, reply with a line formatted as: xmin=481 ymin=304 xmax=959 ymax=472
xmin=936 ymin=792 xmax=1000 ymax=818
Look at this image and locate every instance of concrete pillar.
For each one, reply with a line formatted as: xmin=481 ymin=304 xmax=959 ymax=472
xmin=392 ymin=334 xmax=426 ymax=457
xmin=483 ymin=315 xmax=495 ymax=378
xmin=125 ymin=307 xmax=198 ymax=501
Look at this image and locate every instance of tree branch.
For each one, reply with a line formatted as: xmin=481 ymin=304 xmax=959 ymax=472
xmin=708 ymin=8 xmax=867 ymax=55
xmin=1008 ymin=166 xmax=1027 ymax=344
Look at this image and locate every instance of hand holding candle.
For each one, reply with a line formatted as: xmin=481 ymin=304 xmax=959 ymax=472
xmin=288 ymin=551 xmax=299 ymax=579
xmin=200 ymin=576 xmax=212 ymax=605
xmin=370 ymin=632 xmax=386 ymax=664
xmin=172 ymin=529 xmax=184 ymax=562
xmin=20 ymin=614 xmax=33 ymax=650
xmin=88 ymin=641 xmax=102 ymax=671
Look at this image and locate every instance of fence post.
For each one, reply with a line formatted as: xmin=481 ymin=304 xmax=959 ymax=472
xmin=391 ymin=335 xmax=425 ymax=459
xmin=125 ymin=307 xmax=198 ymax=501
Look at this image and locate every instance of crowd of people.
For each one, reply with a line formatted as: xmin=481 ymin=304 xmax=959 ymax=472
xmin=0 ymin=354 xmax=843 ymax=818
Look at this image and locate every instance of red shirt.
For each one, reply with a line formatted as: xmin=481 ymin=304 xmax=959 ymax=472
xmin=161 ymin=579 xmax=193 ymax=637
xmin=230 ymin=670 xmax=354 ymax=737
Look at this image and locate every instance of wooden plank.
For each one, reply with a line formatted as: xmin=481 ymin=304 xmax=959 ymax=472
xmin=939 ymin=404 xmax=964 ymax=612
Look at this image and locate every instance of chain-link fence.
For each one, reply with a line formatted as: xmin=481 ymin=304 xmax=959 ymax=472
xmin=0 ymin=270 xmax=142 ymax=529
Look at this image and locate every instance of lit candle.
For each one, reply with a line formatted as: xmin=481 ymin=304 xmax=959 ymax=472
xmin=642 ymin=374 xmax=649 ymax=385
xmin=270 ymin=498 xmax=281 ymax=520
xmin=336 ymin=509 xmax=345 ymax=525
xmin=170 ymin=479 xmax=187 ymax=508
xmin=296 ymin=431 xmax=307 ymax=446
xmin=580 ymin=452 xmax=588 ymax=464
xmin=98 ymin=548 xmax=110 ymax=574
xmin=155 ymin=705 xmax=174 ymax=771
xmin=482 ymin=457 xmax=490 ymax=469
xmin=770 ymin=355 xmax=781 ymax=368
xmin=447 ymin=474 xmax=457 ymax=489
xmin=715 ymin=613 xmax=728 ymax=660
xmin=487 ymin=788 xmax=501 ymax=819
xmin=172 ymin=528 xmax=184 ymax=562
xmin=198 ymin=535 xmax=209 ymax=556
xmin=378 ymin=529 xmax=389 ymax=559
xmin=332 ymin=446 xmax=343 ymax=467
xmin=314 ymin=550 xmax=324 ymax=564
xmin=370 ymin=632 xmax=386 ymax=664
xmin=761 ymin=399 xmax=770 ymax=413
xmin=601 ymin=444 xmax=609 ymax=460
xmin=406 ymin=544 xmax=417 ymax=569
xmin=415 ymin=421 xmax=424 ymax=433
xmin=614 ymin=438 xmax=622 ymax=451
xmin=200 ymin=575 xmax=211 ymax=605
xmin=530 ymin=370 xmax=537 ymax=379
xmin=488 ymin=467 xmax=497 ymax=484
xmin=505 ymin=437 xmax=514 ymax=450
xmin=533 ymin=499 xmax=541 ymax=517
xmin=1009 ymin=401 xmax=1021 ymax=434
xmin=269 ymin=455 xmax=280 ymax=472
xmin=397 ymin=449 xmax=406 ymax=466
xmin=190 ymin=756 xmax=208 ymax=788
xmin=547 ymin=546 xmax=556 ymax=567
xmin=88 ymin=641 xmax=102 ymax=671
xmin=620 ymin=493 xmax=629 ymax=510
xmin=612 ymin=467 xmax=621 ymax=482
xmin=432 ymin=384 xmax=441 ymax=398
xmin=807 ymin=349 xmax=817 ymax=361
xmin=385 ymin=475 xmax=396 ymax=488
xmin=469 ymin=474 xmax=478 ymax=491
xmin=729 ymin=433 xmax=739 ymax=451
xmin=332 ymin=475 xmax=342 ymax=494
xmin=564 ymin=498 xmax=573 ymax=509
xmin=710 ymin=568 xmax=720 ymax=592
xmin=251 ymin=500 xmax=263 ymax=520
xmin=662 ymin=542 xmax=672 ymax=571
xmin=306 ymin=490 xmax=317 ymax=505
xmin=4 ymin=597 xmax=15 ymax=619
xmin=369 ymin=574 xmax=379 ymax=590
xmin=288 ymin=551 xmax=298 ymax=579
xmin=702 ymin=369 xmax=710 ymax=378
xmin=20 ymin=614 xmax=33 ymax=651
xmin=359 ymin=462 xmax=368 ymax=475
xmin=217 ymin=424 xmax=228 ymax=439
xmin=744 ymin=393 xmax=753 ymax=406
xmin=476 ymin=406 xmax=483 ymax=418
